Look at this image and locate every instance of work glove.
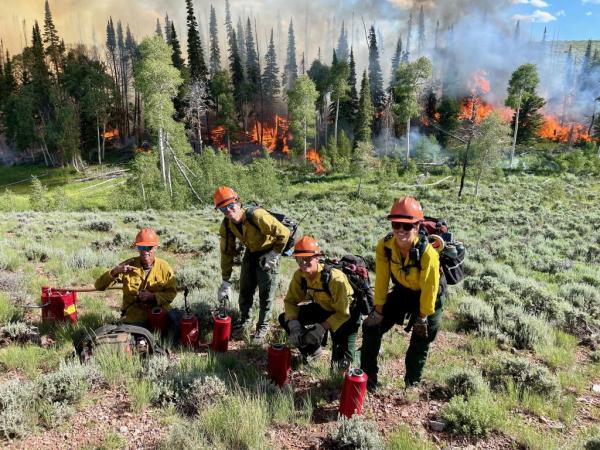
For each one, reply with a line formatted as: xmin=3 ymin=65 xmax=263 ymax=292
xmin=302 ymin=323 xmax=327 ymax=347
xmin=363 ymin=310 xmax=384 ymax=328
xmin=412 ymin=316 xmax=429 ymax=339
xmin=218 ymin=280 xmax=232 ymax=303
xmin=259 ymin=250 xmax=280 ymax=272
xmin=288 ymin=319 xmax=303 ymax=348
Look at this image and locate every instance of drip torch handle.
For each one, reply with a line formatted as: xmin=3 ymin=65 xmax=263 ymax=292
xmin=184 ymin=286 xmax=190 ymax=314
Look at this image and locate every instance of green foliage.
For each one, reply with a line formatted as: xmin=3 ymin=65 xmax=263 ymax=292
xmin=355 ymin=70 xmax=374 ymax=144
xmin=387 ymin=424 xmax=436 ymax=450
xmin=160 ymin=419 xmax=213 ymax=449
xmin=0 ymin=294 xmax=23 ymax=325
xmin=441 ymin=392 xmax=505 ymax=437
xmin=29 ymin=176 xmax=54 ymax=212
xmin=0 ymin=344 xmax=65 ymax=377
xmin=585 ymin=436 xmax=600 ymax=450
xmin=414 ymin=134 xmax=441 ymax=162
xmin=329 ymin=415 xmax=384 ymax=450
xmin=288 ymin=75 xmax=318 ymax=157
xmin=35 ymin=361 xmax=99 ymax=404
xmin=455 ymin=296 xmax=494 ymax=332
xmin=94 ymin=346 xmax=144 ymax=386
xmin=444 ymin=367 xmax=490 ymax=399
xmin=484 ymin=355 xmax=559 ymax=397
xmin=393 ymin=57 xmax=432 ymax=124
xmin=0 ymin=380 xmax=35 ymax=439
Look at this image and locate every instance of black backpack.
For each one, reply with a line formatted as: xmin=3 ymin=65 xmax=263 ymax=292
xmin=245 ymin=206 xmax=297 ymax=256
xmin=384 ymin=217 xmax=465 ymax=285
xmin=301 ymin=255 xmax=375 ymax=315
xmin=77 ymin=324 xmax=165 ymax=363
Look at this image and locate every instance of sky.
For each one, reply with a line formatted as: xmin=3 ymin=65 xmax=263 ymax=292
xmin=509 ymin=0 xmax=600 ymax=41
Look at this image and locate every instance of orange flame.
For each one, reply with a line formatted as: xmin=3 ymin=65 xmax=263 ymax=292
xmin=102 ymin=128 xmax=119 ymax=139
xmin=538 ymin=114 xmax=593 ymax=143
xmin=306 ymin=148 xmax=324 ymax=174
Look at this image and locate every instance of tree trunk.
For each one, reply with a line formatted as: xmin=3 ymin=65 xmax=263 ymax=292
xmin=334 ymin=98 xmax=340 ymax=145
xmin=197 ymin=110 xmax=203 ymax=153
xmin=510 ymin=90 xmax=522 ymax=169
xmin=475 ymin=173 xmax=481 ymax=196
xmin=458 ymin=133 xmax=473 ymax=198
xmin=405 ymin=117 xmax=411 ymax=167
xmin=96 ymin=117 xmax=102 ymax=165
xmin=158 ymin=126 xmax=166 ymax=186
xmin=304 ymin=118 xmax=307 ymax=160
xmin=102 ymin=122 xmax=106 ymax=161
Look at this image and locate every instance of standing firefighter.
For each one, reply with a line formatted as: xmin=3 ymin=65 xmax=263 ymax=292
xmin=215 ymin=186 xmax=290 ymax=343
xmin=279 ymin=236 xmax=361 ymax=368
xmin=95 ymin=228 xmax=178 ymax=328
xmin=361 ymin=197 xmax=446 ymax=391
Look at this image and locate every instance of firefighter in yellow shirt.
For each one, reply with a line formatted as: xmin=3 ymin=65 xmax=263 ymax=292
xmin=279 ymin=236 xmax=361 ymax=368
xmin=360 ymin=197 xmax=446 ymax=391
xmin=214 ymin=186 xmax=291 ymax=343
xmin=95 ymin=228 xmax=178 ymax=328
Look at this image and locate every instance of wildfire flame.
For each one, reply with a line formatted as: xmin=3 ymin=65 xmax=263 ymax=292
xmin=459 ymin=99 xmax=513 ymax=124
xmin=538 ymin=114 xmax=593 ymax=144
xmin=102 ymin=128 xmax=119 ymax=140
xmin=468 ymin=69 xmax=490 ymax=96
xmin=306 ymin=148 xmax=324 ymax=174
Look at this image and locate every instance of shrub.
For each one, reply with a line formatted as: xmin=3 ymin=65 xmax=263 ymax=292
xmin=441 ymin=393 xmax=505 ymax=437
xmin=484 ymin=355 xmax=559 ymax=397
xmin=0 ymin=294 xmax=24 ymax=326
xmin=585 ymin=436 xmax=600 ymax=450
xmin=177 ymin=375 xmax=228 ymax=416
xmin=455 ymin=296 xmax=494 ymax=331
xmin=329 ymin=414 xmax=384 ymax=450
xmin=0 ymin=322 xmax=40 ymax=345
xmin=0 ymin=379 xmax=35 ymax=439
xmin=81 ymin=220 xmax=113 ymax=232
xmin=444 ymin=367 xmax=489 ymax=399
xmin=35 ymin=362 xmax=99 ymax=404
xmin=387 ymin=424 xmax=436 ymax=450
xmin=159 ymin=419 xmax=213 ymax=450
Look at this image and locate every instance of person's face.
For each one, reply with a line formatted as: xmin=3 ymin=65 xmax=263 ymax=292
xmin=137 ymin=246 xmax=156 ymax=268
xmin=391 ymin=221 xmax=419 ymax=249
xmin=219 ymin=201 xmax=244 ymax=223
xmin=295 ymin=255 xmax=320 ymax=276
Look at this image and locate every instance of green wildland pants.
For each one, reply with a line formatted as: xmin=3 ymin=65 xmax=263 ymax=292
xmin=360 ymin=279 xmax=445 ymax=387
xmin=278 ymin=302 xmax=362 ymax=366
xmin=238 ymin=250 xmax=279 ymax=329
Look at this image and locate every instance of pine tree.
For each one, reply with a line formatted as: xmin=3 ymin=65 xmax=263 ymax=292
xmin=245 ymin=17 xmax=260 ymax=89
xmin=262 ymin=28 xmax=280 ymax=100
xmin=170 ymin=23 xmax=184 ymax=70
xmin=228 ymin=29 xmax=245 ymax=107
xmin=282 ymin=19 xmax=298 ymax=93
xmin=580 ymin=39 xmax=593 ymax=84
xmin=514 ymin=20 xmax=520 ymax=42
xmin=390 ymin=37 xmax=402 ymax=89
xmin=155 ymin=18 xmax=163 ymax=39
xmin=355 ymin=70 xmax=374 ymax=144
xmin=336 ymin=21 xmax=349 ymax=62
xmin=367 ymin=26 xmax=385 ymax=110
xmin=209 ymin=4 xmax=221 ymax=76
xmin=236 ymin=18 xmax=247 ymax=71
xmin=106 ymin=17 xmax=119 ymax=87
xmin=185 ymin=0 xmax=208 ymax=82
xmin=43 ymin=0 xmax=63 ymax=75
xmin=403 ymin=12 xmax=412 ymax=62
xmin=417 ymin=6 xmax=425 ymax=56
xmin=164 ymin=13 xmax=172 ymax=43
xmin=225 ymin=0 xmax=233 ymax=38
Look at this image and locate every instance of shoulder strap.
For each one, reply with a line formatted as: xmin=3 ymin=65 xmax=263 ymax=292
xmin=299 ymin=264 xmax=332 ymax=296
xmin=245 ymin=206 xmax=260 ymax=229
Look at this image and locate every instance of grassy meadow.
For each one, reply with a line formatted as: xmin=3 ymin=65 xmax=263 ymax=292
xmin=0 ymin=164 xmax=599 ymax=449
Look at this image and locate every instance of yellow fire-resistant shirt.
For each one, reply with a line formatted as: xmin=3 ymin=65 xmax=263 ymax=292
xmin=283 ymin=263 xmax=354 ymax=332
xmin=95 ymin=256 xmax=177 ymax=324
xmin=374 ymin=234 xmax=441 ymax=317
xmin=219 ymin=207 xmax=291 ymax=281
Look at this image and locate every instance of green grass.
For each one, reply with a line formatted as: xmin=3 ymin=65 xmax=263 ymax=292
xmin=0 ymin=344 xmax=69 ymax=378
xmin=94 ymin=347 xmax=143 ymax=386
xmin=127 ymin=379 xmax=154 ymax=413
xmin=386 ymin=424 xmax=436 ymax=450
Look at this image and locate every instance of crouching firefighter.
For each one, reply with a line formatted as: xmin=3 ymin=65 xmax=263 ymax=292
xmin=279 ymin=236 xmax=361 ymax=369
xmin=94 ymin=228 xmax=179 ymax=333
xmin=360 ymin=197 xmax=446 ymax=391
xmin=214 ymin=186 xmax=290 ymax=344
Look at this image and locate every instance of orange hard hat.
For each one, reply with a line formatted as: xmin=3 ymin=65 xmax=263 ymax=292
xmin=387 ymin=196 xmax=424 ymax=223
xmin=134 ymin=228 xmax=159 ymax=246
xmin=213 ymin=186 xmax=239 ymax=209
xmin=292 ymin=235 xmax=322 ymax=257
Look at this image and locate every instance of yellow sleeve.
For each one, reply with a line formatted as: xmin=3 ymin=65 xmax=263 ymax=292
xmin=324 ymin=271 xmax=353 ymax=332
xmin=374 ymin=239 xmax=391 ymax=306
xmin=283 ymin=271 xmax=304 ymax=321
xmin=154 ymin=262 xmax=178 ymax=307
xmin=219 ymin=219 xmax=236 ymax=281
xmin=252 ymin=209 xmax=291 ymax=254
xmin=418 ymin=246 xmax=440 ymax=317
xmin=95 ymin=269 xmax=121 ymax=290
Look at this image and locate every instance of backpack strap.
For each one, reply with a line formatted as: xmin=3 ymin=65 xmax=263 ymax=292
xmin=382 ymin=233 xmax=428 ymax=284
xmin=299 ymin=263 xmax=332 ymax=297
xmin=244 ymin=206 xmax=260 ymax=230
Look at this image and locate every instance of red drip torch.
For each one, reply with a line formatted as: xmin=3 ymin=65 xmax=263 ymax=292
xmin=211 ymin=311 xmax=231 ymax=352
xmin=179 ymin=287 xmax=199 ymax=348
xmin=41 ymin=286 xmax=78 ymax=323
xmin=338 ymin=368 xmax=368 ymax=418
xmin=267 ymin=343 xmax=292 ymax=387
xmin=147 ymin=306 xmax=168 ymax=333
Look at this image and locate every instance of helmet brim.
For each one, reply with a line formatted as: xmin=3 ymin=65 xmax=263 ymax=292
xmin=292 ymin=251 xmax=321 ymax=257
xmin=387 ymin=215 xmax=421 ymax=223
xmin=214 ymin=196 xmax=238 ymax=209
xmin=133 ymin=241 xmax=158 ymax=247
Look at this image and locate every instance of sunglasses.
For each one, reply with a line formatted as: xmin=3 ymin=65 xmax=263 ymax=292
xmin=136 ymin=246 xmax=154 ymax=252
xmin=391 ymin=222 xmax=418 ymax=232
xmin=295 ymin=256 xmax=317 ymax=264
xmin=218 ymin=203 xmax=236 ymax=213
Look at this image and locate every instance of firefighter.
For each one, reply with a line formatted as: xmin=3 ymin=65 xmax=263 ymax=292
xmin=279 ymin=236 xmax=361 ymax=368
xmin=215 ymin=186 xmax=290 ymax=344
xmin=360 ymin=196 xmax=446 ymax=391
xmin=95 ymin=228 xmax=179 ymax=329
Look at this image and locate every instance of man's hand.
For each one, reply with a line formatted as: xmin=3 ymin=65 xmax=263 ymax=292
xmin=363 ymin=310 xmax=384 ymax=327
xmin=259 ymin=250 xmax=280 ymax=272
xmin=138 ymin=289 xmax=155 ymax=304
xmin=288 ymin=319 xmax=303 ymax=347
xmin=412 ymin=316 xmax=428 ymax=338
xmin=110 ymin=263 xmax=135 ymax=277
xmin=302 ymin=323 xmax=326 ymax=347
xmin=218 ymin=280 xmax=232 ymax=302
